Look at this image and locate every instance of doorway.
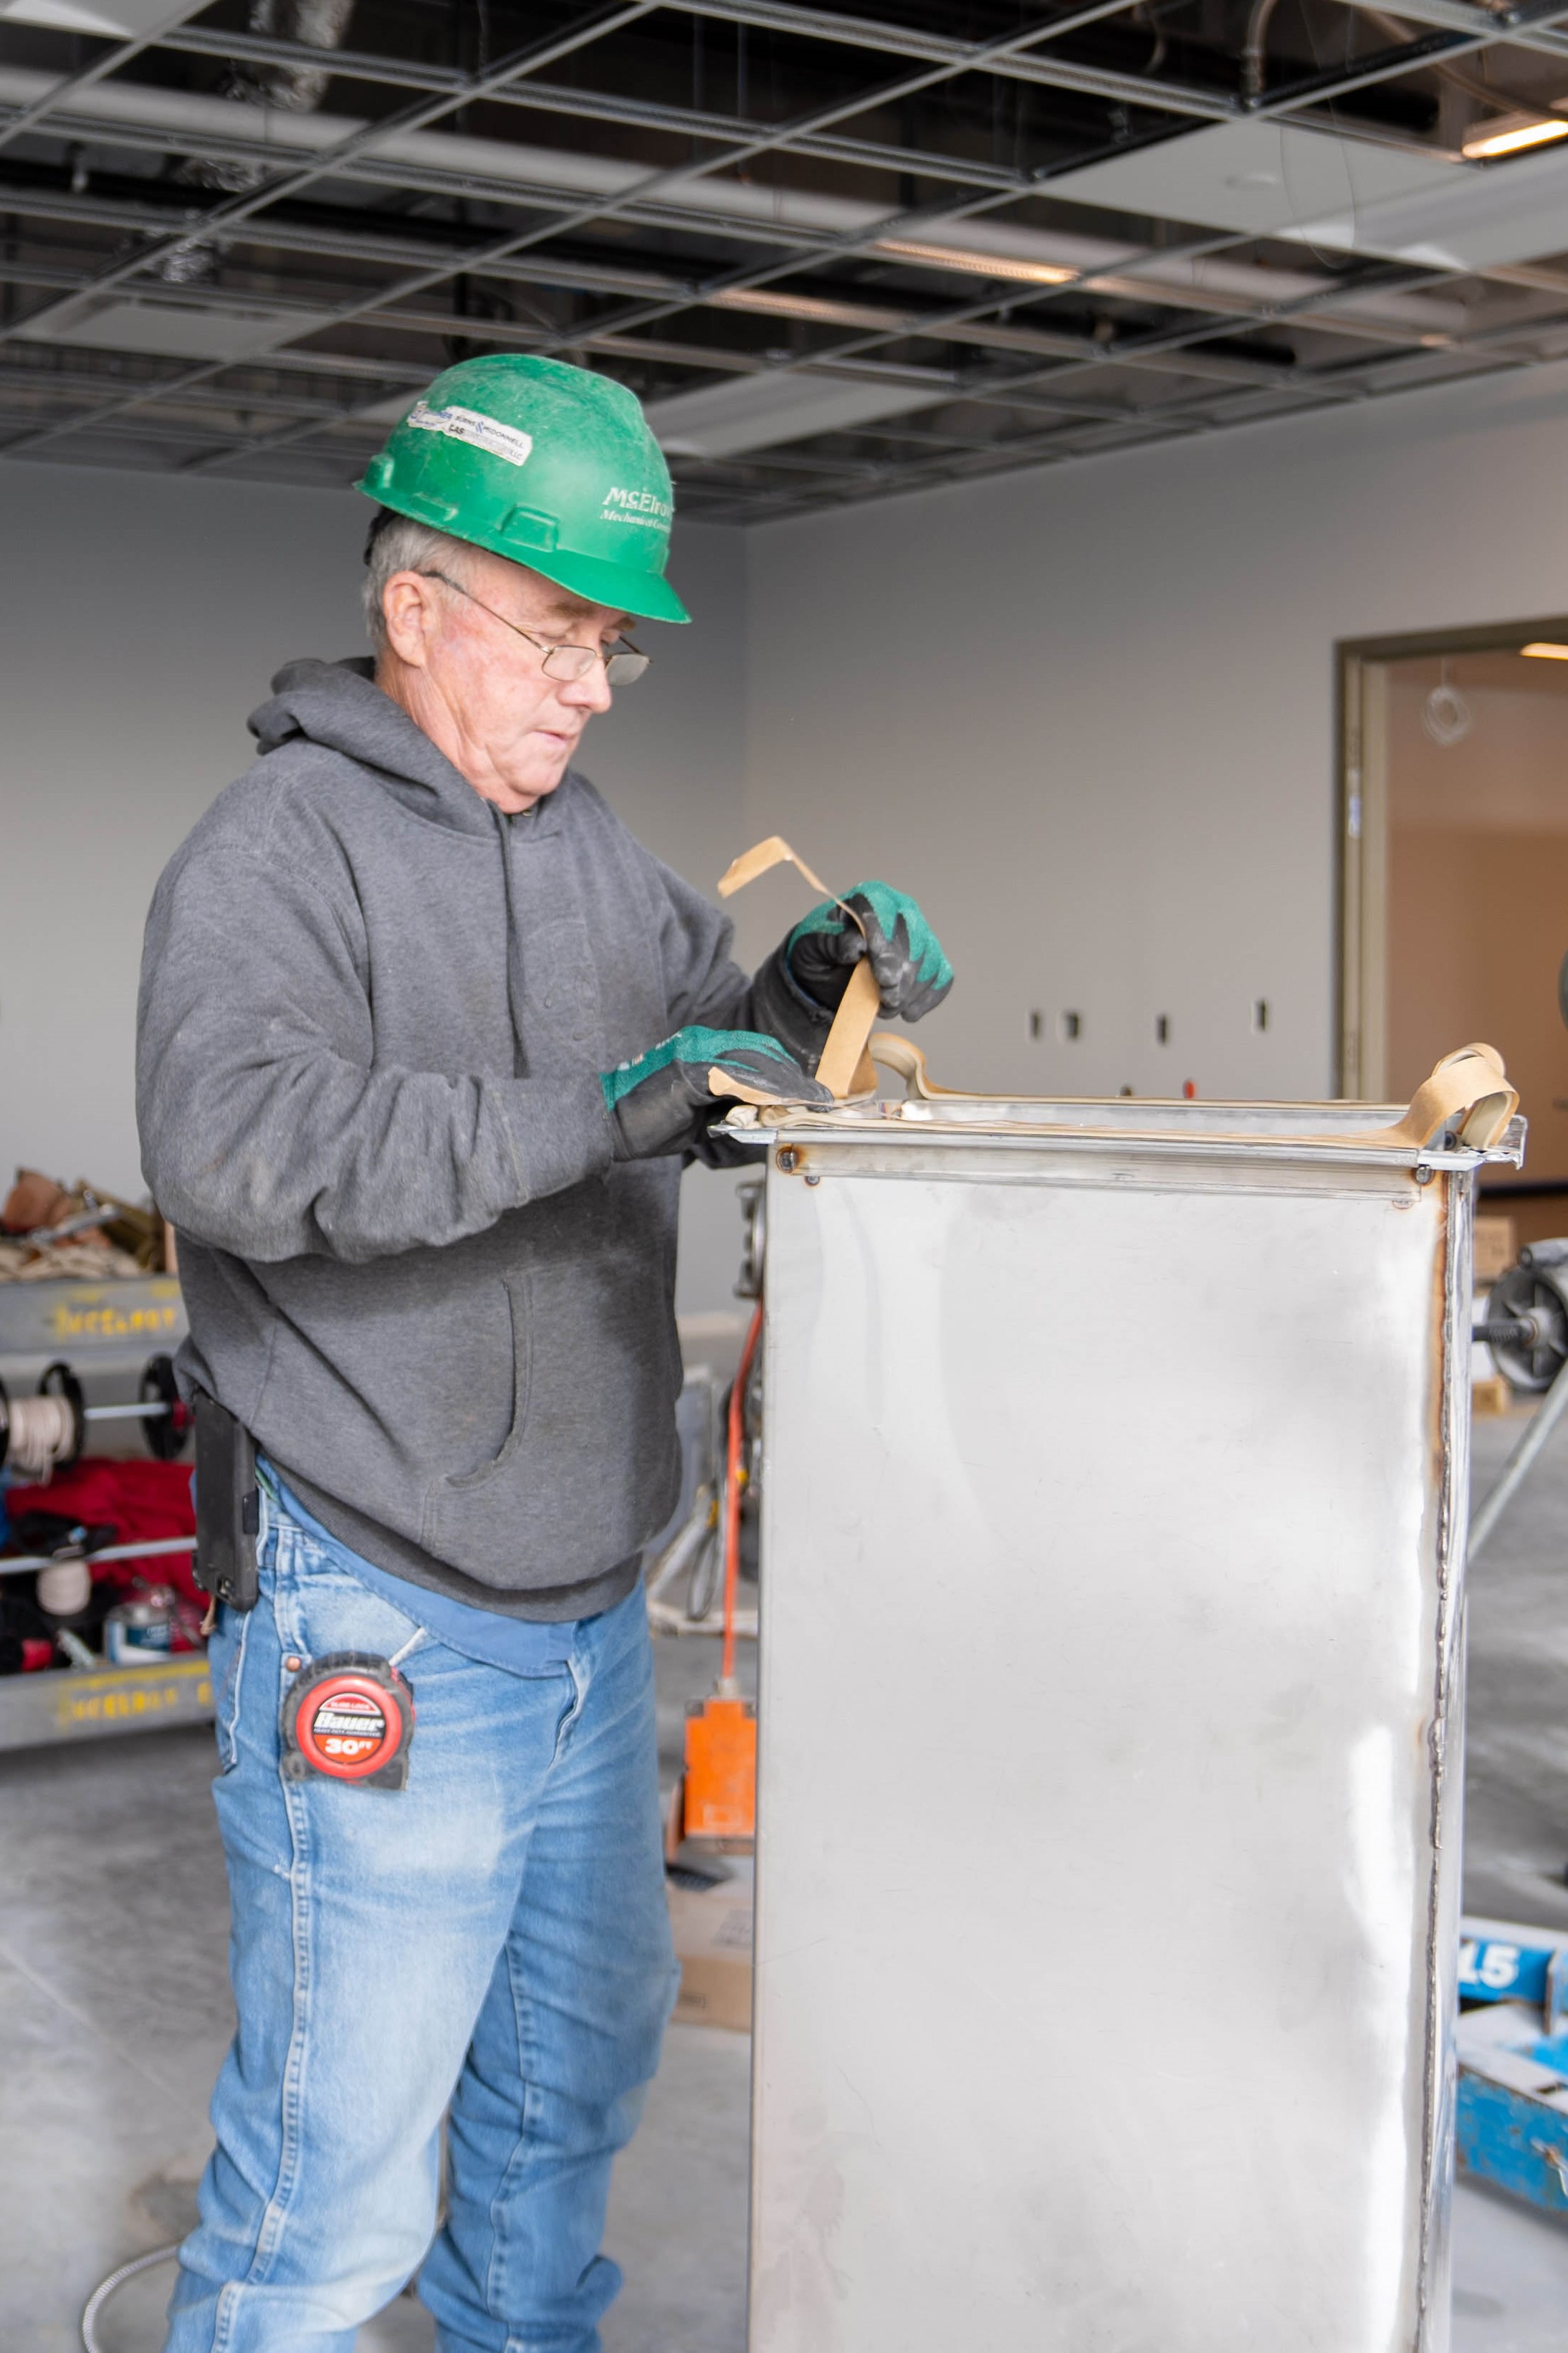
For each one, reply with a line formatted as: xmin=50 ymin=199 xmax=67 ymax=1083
xmin=1341 ymin=621 xmax=1568 ymax=1238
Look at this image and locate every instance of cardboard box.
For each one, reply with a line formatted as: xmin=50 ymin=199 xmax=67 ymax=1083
xmin=669 ymin=1872 xmax=753 ymax=2033
xmin=1475 ymin=1216 xmax=1517 ymax=1285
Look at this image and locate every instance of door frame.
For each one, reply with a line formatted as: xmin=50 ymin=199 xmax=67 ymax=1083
xmin=1337 ymin=615 xmax=1568 ymax=1099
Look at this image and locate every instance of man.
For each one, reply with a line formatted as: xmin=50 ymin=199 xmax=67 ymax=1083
xmin=138 ymin=353 xmax=951 ymax=2353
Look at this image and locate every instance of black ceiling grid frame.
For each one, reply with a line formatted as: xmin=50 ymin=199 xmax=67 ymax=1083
xmin=2 ymin=0 xmax=1568 ymax=512
xmin=0 ymin=1 xmax=1551 ymax=461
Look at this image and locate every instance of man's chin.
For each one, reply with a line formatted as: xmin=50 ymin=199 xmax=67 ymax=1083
xmin=532 ymin=737 xmax=580 ymax=789
xmin=508 ymin=754 xmax=573 ymax=803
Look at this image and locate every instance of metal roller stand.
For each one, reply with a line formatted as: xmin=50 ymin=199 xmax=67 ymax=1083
xmin=1471 ymin=1241 xmax=1568 ymax=1562
xmin=0 ymin=1352 xmax=191 ymax=1477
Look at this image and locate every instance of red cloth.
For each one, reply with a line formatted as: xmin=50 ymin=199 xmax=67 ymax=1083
xmin=6 ymin=1457 xmax=199 ymax=1606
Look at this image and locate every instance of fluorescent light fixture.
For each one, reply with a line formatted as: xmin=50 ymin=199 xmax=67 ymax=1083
xmin=0 ymin=0 xmax=206 ymax=27
xmin=643 ymin=368 xmax=948 ymax=458
xmin=1521 ymin=641 xmax=1568 ymax=659
xmin=18 ymin=293 xmax=309 ymax=360
xmin=710 ymin=287 xmax=902 ymax=330
xmin=874 ymin=238 xmax=1079 ymax=286
xmin=1461 ymin=114 xmax=1568 ymax=160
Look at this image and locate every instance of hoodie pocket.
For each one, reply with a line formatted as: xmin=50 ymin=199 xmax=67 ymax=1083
xmin=423 ymin=1228 xmax=681 ymax=1584
xmin=435 ymin=1269 xmax=535 ymax=1497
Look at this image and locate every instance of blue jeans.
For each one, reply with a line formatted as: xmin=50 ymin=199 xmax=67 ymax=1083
xmin=166 ymin=1493 xmax=678 ymax=2353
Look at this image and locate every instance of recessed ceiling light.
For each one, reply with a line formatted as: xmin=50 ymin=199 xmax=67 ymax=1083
xmin=710 ymin=287 xmax=901 ymax=330
xmin=642 ymin=368 xmax=947 ymax=458
xmin=1461 ymin=114 xmax=1568 ymax=160
xmin=1521 ymin=641 xmax=1568 ymax=659
xmin=874 ymin=238 xmax=1079 ymax=286
xmin=16 ymin=293 xmax=307 ymax=359
xmin=0 ymin=0 xmax=204 ymax=27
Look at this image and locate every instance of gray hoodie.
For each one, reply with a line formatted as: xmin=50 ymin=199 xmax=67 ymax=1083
xmin=137 ymin=659 xmax=823 ymax=1618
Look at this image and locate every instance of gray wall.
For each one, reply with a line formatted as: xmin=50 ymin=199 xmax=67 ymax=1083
xmin=0 ymin=465 xmax=747 ymax=1309
xmin=742 ymin=358 xmax=1568 ymax=1102
xmin=0 ymin=464 xmax=365 ymax=1201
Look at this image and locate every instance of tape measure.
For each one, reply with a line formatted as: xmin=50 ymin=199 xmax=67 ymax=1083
xmin=279 ymin=1652 xmax=416 ymax=1790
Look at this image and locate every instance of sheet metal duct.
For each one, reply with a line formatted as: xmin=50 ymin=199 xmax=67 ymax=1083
xmin=742 ymin=1075 xmax=1521 ymax=2350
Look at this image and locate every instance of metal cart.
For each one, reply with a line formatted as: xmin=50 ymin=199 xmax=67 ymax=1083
xmin=0 ymin=1271 xmax=209 ymax=1750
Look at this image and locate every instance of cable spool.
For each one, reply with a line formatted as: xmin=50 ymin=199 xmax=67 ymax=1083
xmin=138 ymin=1355 xmax=191 ymax=1460
xmin=0 ymin=1373 xmax=81 ymax=1480
xmin=37 ymin=1362 xmax=85 ymax=1471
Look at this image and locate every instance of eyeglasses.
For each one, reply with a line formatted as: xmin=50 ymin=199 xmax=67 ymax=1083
xmin=416 ymin=569 xmax=651 ymax=684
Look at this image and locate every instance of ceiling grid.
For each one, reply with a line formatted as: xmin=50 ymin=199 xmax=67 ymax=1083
xmin=2 ymin=0 xmax=1568 ymax=515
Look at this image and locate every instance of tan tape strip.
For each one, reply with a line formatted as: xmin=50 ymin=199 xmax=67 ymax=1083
xmin=864 ymin=1036 xmax=1517 ymax=1152
xmin=718 ymin=836 xmax=832 ymax=901
xmin=708 ymin=1069 xmax=780 ymax=1107
xmin=717 ymin=836 xmax=867 ymax=942
xmin=816 ymin=960 xmax=881 ymax=1099
xmin=717 ymin=834 xmax=877 ymax=1102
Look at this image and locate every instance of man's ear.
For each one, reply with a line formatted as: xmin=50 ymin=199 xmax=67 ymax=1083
xmin=381 ymin=570 xmax=438 ymax=669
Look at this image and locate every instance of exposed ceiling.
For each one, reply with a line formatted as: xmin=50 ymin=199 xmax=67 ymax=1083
xmin=8 ymin=0 xmax=1568 ymax=517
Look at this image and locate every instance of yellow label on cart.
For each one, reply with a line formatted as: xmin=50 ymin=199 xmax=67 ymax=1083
xmin=53 ymin=1657 xmax=212 ymax=1731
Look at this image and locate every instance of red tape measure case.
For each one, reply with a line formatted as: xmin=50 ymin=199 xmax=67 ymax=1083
xmin=280 ymin=1652 xmax=416 ymax=1790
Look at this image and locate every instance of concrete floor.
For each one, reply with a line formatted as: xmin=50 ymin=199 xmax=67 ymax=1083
xmin=4 ymin=1413 xmax=1568 ymax=2349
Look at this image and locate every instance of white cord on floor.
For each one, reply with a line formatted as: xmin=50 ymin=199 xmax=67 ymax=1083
xmin=81 ymin=2242 xmax=180 ymax=2351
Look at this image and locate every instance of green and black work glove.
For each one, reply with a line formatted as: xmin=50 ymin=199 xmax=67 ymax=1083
xmin=785 ymin=882 xmax=953 ymax=1025
xmin=602 ymin=1026 xmax=830 ymax=1160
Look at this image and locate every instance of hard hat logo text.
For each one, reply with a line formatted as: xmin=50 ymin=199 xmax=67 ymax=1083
xmin=602 ymin=485 xmax=672 ymax=530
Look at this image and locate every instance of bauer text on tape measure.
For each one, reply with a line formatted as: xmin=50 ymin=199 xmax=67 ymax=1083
xmin=280 ymin=1652 xmax=416 ymax=1790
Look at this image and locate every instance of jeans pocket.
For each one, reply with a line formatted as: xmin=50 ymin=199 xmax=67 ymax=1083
xmin=210 ymin=1603 xmax=252 ymax=1774
xmin=289 ymin=1546 xmax=425 ymax=1667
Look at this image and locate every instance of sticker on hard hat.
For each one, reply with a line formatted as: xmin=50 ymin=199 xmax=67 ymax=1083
xmin=280 ymin=1653 xmax=416 ymax=1790
xmin=406 ymin=401 xmax=533 ymax=469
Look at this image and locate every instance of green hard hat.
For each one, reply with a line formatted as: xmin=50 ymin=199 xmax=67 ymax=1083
xmin=357 ymin=354 xmax=689 ymax=624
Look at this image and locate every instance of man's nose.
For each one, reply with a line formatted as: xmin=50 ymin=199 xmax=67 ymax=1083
xmin=559 ymin=659 xmax=614 ymax=714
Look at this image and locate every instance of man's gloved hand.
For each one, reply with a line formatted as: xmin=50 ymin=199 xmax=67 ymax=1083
xmin=602 ymin=1026 xmax=831 ymax=1160
xmin=785 ymin=882 xmax=953 ymax=1023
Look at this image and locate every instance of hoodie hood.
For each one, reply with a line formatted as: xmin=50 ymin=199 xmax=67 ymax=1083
xmin=247 ymin=656 xmax=504 ymax=840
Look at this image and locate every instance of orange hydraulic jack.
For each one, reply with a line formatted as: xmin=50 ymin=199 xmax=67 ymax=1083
xmin=667 ymin=1301 xmax=762 ymax=1853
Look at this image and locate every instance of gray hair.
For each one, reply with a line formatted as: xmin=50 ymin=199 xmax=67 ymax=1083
xmin=361 ymin=510 xmax=474 ymax=649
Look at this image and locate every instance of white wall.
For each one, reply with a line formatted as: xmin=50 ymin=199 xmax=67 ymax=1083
xmin=0 ymin=466 xmax=747 ymax=1310
xmin=742 ymin=359 xmax=1568 ymax=1103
